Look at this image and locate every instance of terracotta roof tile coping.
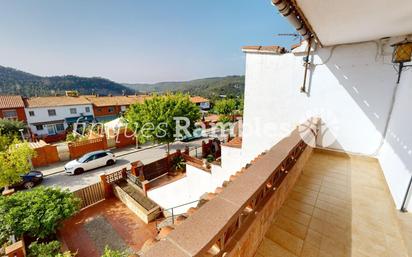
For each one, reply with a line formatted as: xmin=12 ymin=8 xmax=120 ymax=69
xmin=142 ymin=128 xmax=306 ymax=257
xmin=142 ymin=239 xmax=189 ymax=257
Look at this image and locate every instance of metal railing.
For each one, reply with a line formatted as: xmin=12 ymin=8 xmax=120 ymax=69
xmin=155 ymin=199 xmax=201 ymax=230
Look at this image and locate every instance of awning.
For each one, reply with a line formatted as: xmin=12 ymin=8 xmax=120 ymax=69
xmin=65 ymin=115 xmax=94 ymax=124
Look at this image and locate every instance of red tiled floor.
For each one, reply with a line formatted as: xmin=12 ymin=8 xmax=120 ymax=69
xmin=59 ymin=198 xmax=157 ymax=257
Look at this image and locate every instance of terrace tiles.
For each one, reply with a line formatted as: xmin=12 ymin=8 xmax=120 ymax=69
xmin=255 ymin=149 xmax=411 ymax=257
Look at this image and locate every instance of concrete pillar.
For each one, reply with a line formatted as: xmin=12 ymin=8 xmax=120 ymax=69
xmin=100 ymin=174 xmax=112 ymax=199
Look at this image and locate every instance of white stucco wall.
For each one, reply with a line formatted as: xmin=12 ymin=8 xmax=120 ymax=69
xmin=379 ymin=68 xmax=412 ymax=210
xmin=26 ymin=104 xmax=94 ymax=135
xmin=240 ymin=37 xmax=412 ymax=210
xmin=146 ymin=177 xmax=199 ymax=215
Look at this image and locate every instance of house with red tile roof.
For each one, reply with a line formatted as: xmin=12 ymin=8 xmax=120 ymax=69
xmin=24 ymin=96 xmax=94 ymax=137
xmin=0 ymin=95 xmax=27 ymax=122
xmin=85 ymin=95 xmax=149 ymax=122
xmin=190 ymin=96 xmax=210 ymax=110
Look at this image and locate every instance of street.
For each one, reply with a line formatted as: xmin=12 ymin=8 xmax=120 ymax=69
xmin=41 ymin=138 xmax=210 ymax=191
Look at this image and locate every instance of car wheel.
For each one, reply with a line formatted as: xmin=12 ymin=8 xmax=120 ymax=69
xmin=106 ymin=159 xmax=115 ymax=166
xmin=74 ymin=168 xmax=84 ymax=175
xmin=23 ymin=181 xmax=35 ymax=189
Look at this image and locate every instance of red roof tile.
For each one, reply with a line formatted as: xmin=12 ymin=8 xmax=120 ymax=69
xmin=0 ymin=95 xmax=25 ymax=109
xmin=190 ymin=96 xmax=209 ymax=104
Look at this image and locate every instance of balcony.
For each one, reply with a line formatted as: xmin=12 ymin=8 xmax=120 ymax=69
xmin=255 ymin=149 xmax=411 ymax=257
xmin=141 ymin=120 xmax=412 ymax=257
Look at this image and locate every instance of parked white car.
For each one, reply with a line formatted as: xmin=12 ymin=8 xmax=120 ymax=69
xmin=64 ymin=150 xmax=116 ymax=175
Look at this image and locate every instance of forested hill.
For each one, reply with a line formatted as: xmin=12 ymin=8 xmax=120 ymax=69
xmin=0 ymin=65 xmax=134 ymax=96
xmin=124 ymin=75 xmax=245 ymax=99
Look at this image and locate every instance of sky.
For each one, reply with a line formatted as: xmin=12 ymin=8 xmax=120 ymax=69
xmin=0 ymin=0 xmax=296 ymax=84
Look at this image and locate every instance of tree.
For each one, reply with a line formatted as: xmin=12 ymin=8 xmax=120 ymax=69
xmin=125 ymin=94 xmax=201 ymax=154
xmin=0 ymin=140 xmax=36 ymax=189
xmin=213 ymin=99 xmax=237 ymax=121
xmin=0 ymin=187 xmax=80 ymax=243
xmin=0 ymin=118 xmax=26 ymax=137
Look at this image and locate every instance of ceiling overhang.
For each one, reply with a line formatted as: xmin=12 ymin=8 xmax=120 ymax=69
xmin=284 ymin=0 xmax=412 ymax=46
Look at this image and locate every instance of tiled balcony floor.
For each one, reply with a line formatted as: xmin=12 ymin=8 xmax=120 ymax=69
xmin=255 ymin=149 xmax=410 ymax=257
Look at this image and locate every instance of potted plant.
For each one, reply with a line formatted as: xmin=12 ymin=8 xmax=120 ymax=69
xmin=170 ymin=156 xmax=186 ymax=176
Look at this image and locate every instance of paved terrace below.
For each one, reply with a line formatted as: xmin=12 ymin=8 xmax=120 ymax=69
xmin=255 ymin=149 xmax=411 ymax=257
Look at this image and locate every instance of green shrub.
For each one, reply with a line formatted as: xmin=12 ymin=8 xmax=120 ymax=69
xmin=0 ymin=187 xmax=80 ymax=243
xmin=28 ymin=241 xmax=61 ymax=257
xmin=101 ymin=246 xmax=128 ymax=257
xmin=206 ymin=154 xmax=215 ymax=163
xmin=171 ymin=156 xmax=186 ymax=171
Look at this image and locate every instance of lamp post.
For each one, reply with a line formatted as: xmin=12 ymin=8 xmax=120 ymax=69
xmin=18 ymin=128 xmax=24 ymax=141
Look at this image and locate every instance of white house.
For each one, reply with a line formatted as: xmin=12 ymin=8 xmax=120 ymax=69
xmin=25 ymin=96 xmax=94 ymax=136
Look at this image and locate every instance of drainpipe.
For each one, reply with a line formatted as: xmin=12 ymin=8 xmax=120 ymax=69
xmin=301 ymin=38 xmax=312 ymax=93
xmin=271 ymin=0 xmax=311 ymax=39
xmin=401 ymin=176 xmax=412 ymax=212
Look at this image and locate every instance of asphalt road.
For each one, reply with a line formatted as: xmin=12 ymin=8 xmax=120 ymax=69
xmin=42 ymin=138 xmax=207 ymax=192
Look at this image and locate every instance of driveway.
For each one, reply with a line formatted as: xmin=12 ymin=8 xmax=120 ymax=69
xmin=42 ymin=138 xmax=212 ymax=191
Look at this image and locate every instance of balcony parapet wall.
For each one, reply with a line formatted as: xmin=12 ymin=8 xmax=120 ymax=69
xmin=142 ymin=119 xmax=319 ymax=257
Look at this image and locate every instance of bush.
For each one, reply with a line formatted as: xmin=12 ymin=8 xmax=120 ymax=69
xmin=28 ymin=241 xmax=61 ymax=257
xmin=101 ymin=246 xmax=128 ymax=257
xmin=171 ymin=156 xmax=186 ymax=171
xmin=206 ymin=154 xmax=215 ymax=163
xmin=0 ymin=187 xmax=80 ymax=243
xmin=0 ymin=119 xmax=26 ymax=137
xmin=28 ymin=241 xmax=76 ymax=257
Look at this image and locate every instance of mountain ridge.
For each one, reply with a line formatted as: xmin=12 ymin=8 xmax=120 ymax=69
xmin=0 ymin=65 xmax=134 ymax=97
xmin=124 ymin=75 xmax=245 ymax=99
xmin=0 ymin=65 xmax=245 ymax=99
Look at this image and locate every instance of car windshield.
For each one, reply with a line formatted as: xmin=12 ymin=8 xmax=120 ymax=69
xmin=78 ymin=154 xmax=92 ymax=163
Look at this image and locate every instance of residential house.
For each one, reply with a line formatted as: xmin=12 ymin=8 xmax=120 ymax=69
xmin=190 ymin=96 xmax=210 ymax=110
xmin=142 ymin=0 xmax=412 ymax=257
xmin=86 ymin=95 xmax=147 ymax=122
xmin=24 ymin=96 xmax=94 ymax=137
xmin=0 ymin=95 xmax=27 ymax=122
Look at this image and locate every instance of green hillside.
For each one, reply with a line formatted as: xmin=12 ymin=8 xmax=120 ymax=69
xmin=0 ymin=65 xmax=134 ymax=96
xmin=124 ymin=75 xmax=245 ymax=99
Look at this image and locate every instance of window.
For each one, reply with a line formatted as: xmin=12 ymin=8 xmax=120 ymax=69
xmin=85 ymin=107 xmax=90 ymax=113
xmin=97 ymin=108 xmax=102 ymax=112
xmin=95 ymin=152 xmax=108 ymax=159
xmin=35 ymin=125 xmax=43 ymax=131
xmin=48 ymin=109 xmax=56 ymax=116
xmin=69 ymin=108 xmax=77 ymax=114
xmin=46 ymin=124 xmax=57 ymax=135
xmin=120 ymin=105 xmax=127 ymax=111
xmin=108 ymin=107 xmax=115 ymax=113
xmin=55 ymin=123 xmax=65 ymax=132
xmin=2 ymin=110 xmax=17 ymax=119
xmin=29 ymin=111 xmax=35 ymax=117
xmin=47 ymin=123 xmax=65 ymax=135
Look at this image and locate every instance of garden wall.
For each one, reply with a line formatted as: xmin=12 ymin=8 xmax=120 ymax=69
xmin=68 ymin=136 xmax=107 ymax=159
xmin=30 ymin=141 xmax=60 ymax=167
